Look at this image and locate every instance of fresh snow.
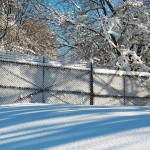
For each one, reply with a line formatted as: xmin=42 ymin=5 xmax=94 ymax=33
xmin=0 ymin=104 xmax=150 ymax=150
xmin=1 ymin=53 xmax=150 ymax=76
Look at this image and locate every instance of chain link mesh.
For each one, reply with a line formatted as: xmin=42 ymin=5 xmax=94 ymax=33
xmin=94 ymin=73 xmax=124 ymax=96
xmin=94 ymin=97 xmax=124 ymax=106
xmin=125 ymin=76 xmax=150 ymax=97
xmin=0 ymin=59 xmax=45 ymax=105
xmin=0 ymin=61 xmax=43 ymax=88
xmin=44 ymin=91 xmax=90 ymax=105
xmin=0 ymin=55 xmax=150 ymax=106
xmin=0 ymin=58 xmax=91 ymax=105
xmin=124 ymin=76 xmax=150 ymax=106
xmin=44 ymin=67 xmax=90 ymax=92
xmin=124 ymin=97 xmax=150 ymax=106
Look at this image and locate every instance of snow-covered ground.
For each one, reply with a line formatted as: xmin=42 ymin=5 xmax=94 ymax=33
xmin=0 ymin=104 xmax=150 ymax=150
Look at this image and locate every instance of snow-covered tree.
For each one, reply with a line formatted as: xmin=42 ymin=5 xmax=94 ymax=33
xmin=48 ymin=0 xmax=149 ymax=72
xmin=0 ymin=0 xmax=56 ymax=57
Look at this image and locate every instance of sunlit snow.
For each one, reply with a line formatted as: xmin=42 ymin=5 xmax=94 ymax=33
xmin=0 ymin=104 xmax=150 ymax=150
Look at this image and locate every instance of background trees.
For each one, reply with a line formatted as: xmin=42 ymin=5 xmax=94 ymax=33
xmin=48 ymin=0 xmax=150 ymax=72
xmin=0 ymin=0 xmax=149 ymax=72
xmin=0 ymin=0 xmax=56 ymax=57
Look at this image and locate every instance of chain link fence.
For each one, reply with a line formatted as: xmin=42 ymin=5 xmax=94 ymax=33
xmin=93 ymin=72 xmax=150 ymax=106
xmin=0 ymin=53 xmax=150 ymax=106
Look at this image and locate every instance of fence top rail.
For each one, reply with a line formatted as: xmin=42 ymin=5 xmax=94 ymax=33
xmin=0 ymin=53 xmax=43 ymax=62
xmin=0 ymin=53 xmax=150 ymax=77
xmin=0 ymin=54 xmax=90 ymax=71
xmin=93 ymin=68 xmax=150 ymax=77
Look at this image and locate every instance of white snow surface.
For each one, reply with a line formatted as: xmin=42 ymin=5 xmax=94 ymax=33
xmin=0 ymin=104 xmax=150 ymax=150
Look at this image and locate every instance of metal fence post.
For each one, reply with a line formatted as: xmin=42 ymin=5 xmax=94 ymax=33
xmin=90 ymin=59 xmax=94 ymax=105
xmin=123 ymin=75 xmax=126 ymax=106
xmin=42 ymin=56 xmax=45 ymax=103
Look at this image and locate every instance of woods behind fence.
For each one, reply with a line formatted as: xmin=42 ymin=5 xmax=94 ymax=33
xmin=0 ymin=54 xmax=150 ymax=106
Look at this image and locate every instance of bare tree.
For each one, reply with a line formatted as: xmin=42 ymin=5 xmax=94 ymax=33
xmin=0 ymin=0 xmax=57 ymax=57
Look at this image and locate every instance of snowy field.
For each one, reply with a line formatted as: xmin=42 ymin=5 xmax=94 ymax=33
xmin=0 ymin=104 xmax=150 ymax=150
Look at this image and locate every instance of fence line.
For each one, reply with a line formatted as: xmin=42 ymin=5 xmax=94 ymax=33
xmin=0 ymin=53 xmax=150 ymax=106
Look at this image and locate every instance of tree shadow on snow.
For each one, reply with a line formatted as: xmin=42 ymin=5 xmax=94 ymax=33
xmin=0 ymin=104 xmax=150 ymax=150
